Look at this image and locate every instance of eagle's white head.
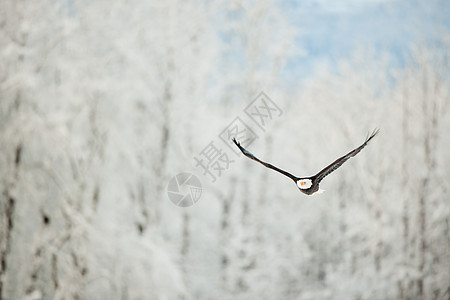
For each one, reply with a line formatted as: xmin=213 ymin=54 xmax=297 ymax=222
xmin=296 ymin=179 xmax=312 ymax=190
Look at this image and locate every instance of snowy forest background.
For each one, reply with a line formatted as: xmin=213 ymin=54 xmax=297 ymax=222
xmin=1 ymin=0 xmax=449 ymax=299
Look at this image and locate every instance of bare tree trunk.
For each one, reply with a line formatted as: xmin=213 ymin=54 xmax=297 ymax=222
xmin=400 ymin=83 xmax=411 ymax=300
xmin=417 ymin=179 xmax=427 ymax=300
xmin=416 ymin=73 xmax=428 ymax=300
xmin=374 ymin=175 xmax=384 ymax=272
xmin=154 ymin=58 xmax=174 ymax=228
xmin=0 ymin=144 xmax=21 ymax=300
xmin=417 ymin=58 xmax=439 ymax=300
xmin=220 ymin=177 xmax=237 ymax=292
xmin=181 ymin=211 xmax=190 ymax=273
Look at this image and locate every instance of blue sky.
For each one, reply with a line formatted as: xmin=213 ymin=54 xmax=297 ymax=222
xmin=281 ymin=0 xmax=450 ymax=79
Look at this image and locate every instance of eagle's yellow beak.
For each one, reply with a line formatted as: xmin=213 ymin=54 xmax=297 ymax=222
xmin=300 ymin=182 xmax=305 ymax=186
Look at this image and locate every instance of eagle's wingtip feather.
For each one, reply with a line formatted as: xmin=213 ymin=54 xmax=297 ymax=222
xmin=366 ymin=128 xmax=380 ymax=143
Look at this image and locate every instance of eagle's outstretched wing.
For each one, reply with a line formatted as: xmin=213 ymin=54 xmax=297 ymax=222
xmin=313 ymin=128 xmax=380 ymax=184
xmin=232 ymin=138 xmax=298 ymax=182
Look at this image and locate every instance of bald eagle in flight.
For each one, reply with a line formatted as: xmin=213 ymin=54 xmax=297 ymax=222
xmin=232 ymin=129 xmax=379 ymax=195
